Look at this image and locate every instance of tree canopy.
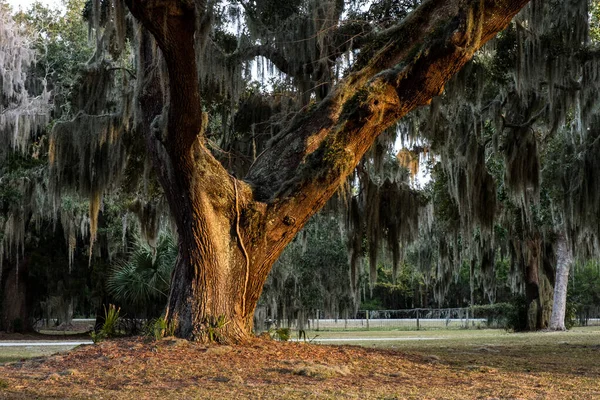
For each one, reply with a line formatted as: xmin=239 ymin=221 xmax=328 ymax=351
xmin=2 ymin=0 xmax=600 ymax=341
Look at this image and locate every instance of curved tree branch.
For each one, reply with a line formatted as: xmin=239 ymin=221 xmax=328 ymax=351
xmin=245 ymin=0 xmax=532 ymax=265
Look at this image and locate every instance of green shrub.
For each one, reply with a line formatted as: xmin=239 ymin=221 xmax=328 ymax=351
xmin=505 ymin=296 xmax=528 ymax=331
xmin=274 ymin=327 xmax=291 ymax=341
xmin=565 ymin=301 xmax=577 ymax=329
xmin=91 ymin=304 xmax=121 ymax=343
xmin=472 ymin=302 xmax=513 ymax=328
xmin=144 ymin=316 xmax=176 ymax=340
xmin=472 ymin=299 xmax=527 ymax=330
xmin=107 ymin=235 xmax=176 ymax=318
xmin=11 ymin=318 xmax=23 ymax=333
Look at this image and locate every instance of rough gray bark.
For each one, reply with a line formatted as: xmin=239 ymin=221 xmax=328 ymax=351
xmin=549 ymin=235 xmax=573 ymax=331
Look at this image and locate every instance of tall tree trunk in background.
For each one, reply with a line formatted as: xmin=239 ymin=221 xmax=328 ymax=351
xmin=0 ymin=257 xmax=33 ymax=333
xmin=524 ymin=237 xmax=553 ymax=330
xmin=470 ymin=259 xmax=475 ymax=307
xmin=549 ymin=235 xmax=573 ymax=330
xmin=124 ymin=0 xmax=531 ymax=342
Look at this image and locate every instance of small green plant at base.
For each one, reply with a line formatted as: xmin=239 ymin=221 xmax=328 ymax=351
xmin=144 ymin=316 xmax=176 ymax=340
xmin=204 ymin=315 xmax=229 ymax=342
xmin=0 ymin=379 xmax=8 ymax=389
xmin=90 ymin=330 xmax=103 ymax=344
xmin=273 ymin=327 xmax=291 ymax=341
xmin=90 ymin=304 xmax=121 ymax=343
xmin=102 ymin=304 xmax=121 ymax=337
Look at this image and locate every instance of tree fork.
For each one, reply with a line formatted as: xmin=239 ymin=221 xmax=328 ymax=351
xmin=132 ymin=28 xmax=264 ymax=342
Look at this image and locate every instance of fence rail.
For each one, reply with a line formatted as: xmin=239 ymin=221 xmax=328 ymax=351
xmin=309 ymin=308 xmax=486 ymax=330
xmin=258 ymin=307 xmax=600 ymax=331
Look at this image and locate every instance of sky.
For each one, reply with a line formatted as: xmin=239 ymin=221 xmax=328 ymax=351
xmin=6 ymin=0 xmax=63 ymax=12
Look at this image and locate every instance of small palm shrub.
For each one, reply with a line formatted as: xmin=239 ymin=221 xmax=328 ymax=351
xmin=144 ymin=316 xmax=176 ymax=340
xmin=204 ymin=315 xmax=229 ymax=342
xmin=107 ymin=234 xmax=176 ymax=316
xmin=274 ymin=327 xmax=291 ymax=341
xmin=91 ymin=304 xmax=121 ymax=343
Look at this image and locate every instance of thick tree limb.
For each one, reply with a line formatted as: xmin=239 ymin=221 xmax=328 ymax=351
xmin=125 ymin=0 xmax=203 ymax=155
xmin=245 ymin=0 xmax=532 ymax=264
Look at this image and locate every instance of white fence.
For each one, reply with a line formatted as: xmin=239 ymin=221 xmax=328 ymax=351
xmin=259 ymin=307 xmax=600 ymax=331
xmin=309 ymin=308 xmax=483 ymax=330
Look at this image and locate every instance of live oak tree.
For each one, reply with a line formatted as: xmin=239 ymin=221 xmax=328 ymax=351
xmin=235 ymin=0 xmax=599 ymax=331
xmin=1 ymin=0 xmax=591 ymax=338
xmin=260 ymin=213 xmax=353 ymax=330
xmin=88 ymin=0 xmax=532 ymax=343
xmin=37 ymin=0 xmax=532 ymax=342
xmin=0 ymin=0 xmax=111 ymax=332
xmin=0 ymin=3 xmax=51 ymax=331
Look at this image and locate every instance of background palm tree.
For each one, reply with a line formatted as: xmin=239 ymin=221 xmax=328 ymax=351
xmin=107 ymin=234 xmax=176 ymax=318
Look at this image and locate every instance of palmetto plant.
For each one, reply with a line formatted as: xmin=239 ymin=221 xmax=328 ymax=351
xmin=107 ymin=234 xmax=177 ymax=312
xmin=90 ymin=304 xmax=121 ymax=343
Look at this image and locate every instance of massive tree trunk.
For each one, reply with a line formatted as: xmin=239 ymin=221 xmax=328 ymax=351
xmin=127 ymin=8 xmax=271 ymax=342
xmin=124 ymin=0 xmax=532 ymax=342
xmin=549 ymin=235 xmax=572 ymax=330
xmin=163 ymin=159 xmax=269 ymax=341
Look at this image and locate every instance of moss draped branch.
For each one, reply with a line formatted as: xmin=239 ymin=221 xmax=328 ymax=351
xmin=245 ymin=0 xmax=531 ymax=264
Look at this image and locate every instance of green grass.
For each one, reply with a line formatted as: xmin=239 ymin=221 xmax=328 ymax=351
xmin=304 ymin=326 xmax=600 ymax=377
xmin=0 ymin=345 xmax=79 ymax=364
xmin=36 ymin=329 xmax=89 ymax=336
xmin=299 ymin=326 xmax=513 ymax=344
xmin=305 ymin=326 xmax=506 ymax=337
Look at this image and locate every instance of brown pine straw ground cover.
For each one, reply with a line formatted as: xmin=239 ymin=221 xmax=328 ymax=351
xmin=0 ymin=328 xmax=599 ymax=399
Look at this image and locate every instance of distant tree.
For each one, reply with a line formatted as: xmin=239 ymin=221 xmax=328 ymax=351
xmin=402 ymin=0 xmax=600 ymax=330
xmin=261 ymin=213 xmax=351 ymax=327
xmin=0 ymin=3 xmax=51 ymax=332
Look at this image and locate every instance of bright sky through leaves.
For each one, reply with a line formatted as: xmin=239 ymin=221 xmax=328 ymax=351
xmin=5 ymin=0 xmax=63 ymax=12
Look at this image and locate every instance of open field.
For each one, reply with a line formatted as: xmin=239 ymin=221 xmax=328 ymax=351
xmin=305 ymin=325 xmax=600 ymax=342
xmin=306 ymin=326 xmax=600 ymax=375
xmin=0 ymin=327 xmax=598 ymax=399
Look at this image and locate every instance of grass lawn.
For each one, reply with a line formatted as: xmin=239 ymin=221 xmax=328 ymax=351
xmin=306 ymin=326 xmax=600 ymax=374
xmin=0 ymin=327 xmax=598 ymax=399
xmin=0 ymin=345 xmax=79 ymax=364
